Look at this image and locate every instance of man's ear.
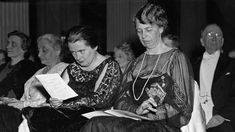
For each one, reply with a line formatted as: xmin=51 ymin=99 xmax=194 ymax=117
xmin=56 ymin=49 xmax=61 ymax=56
xmin=200 ymin=38 xmax=205 ymax=47
xmin=221 ymin=38 xmax=224 ymax=47
xmin=94 ymin=46 xmax=98 ymax=51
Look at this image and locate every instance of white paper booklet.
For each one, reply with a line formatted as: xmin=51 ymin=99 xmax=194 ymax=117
xmin=36 ymin=73 xmax=78 ymax=100
xmin=82 ymin=109 xmax=151 ymax=121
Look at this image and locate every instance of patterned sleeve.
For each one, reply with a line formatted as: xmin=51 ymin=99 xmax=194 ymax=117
xmin=59 ymin=61 xmax=122 ymax=110
xmin=116 ymin=50 xmax=194 ymax=128
xmin=158 ymin=50 xmax=194 ymax=127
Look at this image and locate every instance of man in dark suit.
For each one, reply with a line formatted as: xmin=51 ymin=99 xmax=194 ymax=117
xmin=193 ymin=24 xmax=235 ymax=132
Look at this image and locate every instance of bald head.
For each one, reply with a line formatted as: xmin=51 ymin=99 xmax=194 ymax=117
xmin=202 ymin=24 xmax=223 ymax=38
xmin=200 ymin=24 xmax=224 ymax=54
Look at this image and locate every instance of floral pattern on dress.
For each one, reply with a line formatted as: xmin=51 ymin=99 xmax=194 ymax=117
xmin=60 ymin=58 xmax=122 ymax=110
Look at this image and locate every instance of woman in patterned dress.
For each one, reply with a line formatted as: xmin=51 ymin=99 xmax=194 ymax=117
xmin=81 ymin=2 xmax=194 ymax=132
xmin=26 ymin=25 xmax=122 ymax=132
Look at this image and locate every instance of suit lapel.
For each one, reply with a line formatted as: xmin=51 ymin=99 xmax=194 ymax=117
xmin=212 ymin=53 xmax=230 ymax=87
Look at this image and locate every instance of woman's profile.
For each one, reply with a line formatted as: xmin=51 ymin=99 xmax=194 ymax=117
xmin=0 ymin=33 xmax=69 ymax=132
xmin=114 ymin=42 xmax=135 ymax=73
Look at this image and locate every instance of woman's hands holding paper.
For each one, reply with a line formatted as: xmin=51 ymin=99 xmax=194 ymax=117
xmin=8 ymin=101 xmax=24 ymax=110
xmin=49 ymin=98 xmax=63 ymax=108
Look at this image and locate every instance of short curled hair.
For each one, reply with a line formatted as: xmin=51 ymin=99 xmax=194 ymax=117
xmin=37 ymin=34 xmax=62 ymax=51
xmin=114 ymin=42 xmax=135 ymax=61
xmin=37 ymin=34 xmax=63 ymax=60
xmin=7 ymin=30 xmax=31 ymax=51
xmin=134 ymin=2 xmax=168 ymax=30
xmin=67 ymin=25 xmax=99 ymax=49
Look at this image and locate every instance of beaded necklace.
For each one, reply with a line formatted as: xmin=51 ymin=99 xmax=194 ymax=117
xmin=132 ymin=53 xmax=161 ymax=101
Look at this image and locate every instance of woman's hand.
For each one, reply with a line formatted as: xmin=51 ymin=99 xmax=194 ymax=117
xmin=136 ymin=98 xmax=157 ymax=115
xmin=49 ymin=98 xmax=63 ymax=108
xmin=0 ymin=97 xmax=18 ymax=103
xmin=8 ymin=101 xmax=24 ymax=110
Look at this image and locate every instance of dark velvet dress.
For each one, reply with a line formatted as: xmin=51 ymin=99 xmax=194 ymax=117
xmin=0 ymin=59 xmax=38 ymax=132
xmin=81 ymin=49 xmax=195 ymax=132
xmin=24 ymin=57 xmax=122 ymax=132
xmin=0 ymin=59 xmax=38 ymax=99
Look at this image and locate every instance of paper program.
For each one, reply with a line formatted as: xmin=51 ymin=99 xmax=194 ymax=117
xmin=36 ymin=73 xmax=78 ymax=100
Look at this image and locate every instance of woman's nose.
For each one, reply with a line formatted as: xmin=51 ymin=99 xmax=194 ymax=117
xmin=38 ymin=51 xmax=42 ymax=57
xmin=74 ymin=52 xmax=82 ymax=60
xmin=6 ymin=43 xmax=11 ymax=49
xmin=142 ymin=31 xmax=147 ymax=39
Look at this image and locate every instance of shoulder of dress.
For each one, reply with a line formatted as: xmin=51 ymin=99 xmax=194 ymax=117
xmin=36 ymin=67 xmax=46 ymax=73
xmin=57 ymin=62 xmax=69 ymax=68
xmin=105 ymin=57 xmax=118 ymax=65
xmin=134 ymin=53 xmax=145 ymax=62
xmin=137 ymin=53 xmax=146 ymax=58
xmin=15 ymin=59 xmax=37 ymax=71
xmin=171 ymin=50 xmax=188 ymax=60
xmin=18 ymin=59 xmax=34 ymax=65
xmin=171 ymin=49 xmax=182 ymax=55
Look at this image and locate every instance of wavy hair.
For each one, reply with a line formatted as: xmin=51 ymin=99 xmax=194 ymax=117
xmin=134 ymin=2 xmax=168 ymax=30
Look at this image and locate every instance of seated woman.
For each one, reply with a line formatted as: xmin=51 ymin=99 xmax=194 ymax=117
xmin=6 ymin=34 xmax=69 ymax=109
xmin=25 ymin=25 xmax=122 ymax=132
xmin=0 ymin=30 xmax=38 ymax=99
xmin=81 ymin=2 xmax=194 ymax=132
xmin=0 ymin=34 xmax=69 ymax=132
xmin=114 ymin=42 xmax=135 ymax=73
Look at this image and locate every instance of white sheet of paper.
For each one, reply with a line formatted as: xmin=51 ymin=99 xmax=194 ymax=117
xmin=82 ymin=109 xmax=151 ymax=121
xmin=82 ymin=110 xmax=113 ymax=119
xmin=36 ymin=73 xmax=78 ymax=100
xmin=105 ymin=109 xmax=151 ymax=120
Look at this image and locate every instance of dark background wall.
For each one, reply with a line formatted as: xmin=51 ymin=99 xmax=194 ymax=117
xmin=29 ymin=0 xmax=106 ymax=56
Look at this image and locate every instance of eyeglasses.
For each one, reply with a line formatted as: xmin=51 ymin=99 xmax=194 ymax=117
xmin=206 ymin=32 xmax=222 ymax=39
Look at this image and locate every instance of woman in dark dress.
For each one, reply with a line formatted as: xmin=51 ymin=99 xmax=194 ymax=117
xmin=0 ymin=31 xmax=38 ymax=132
xmin=25 ymin=25 xmax=122 ymax=132
xmin=0 ymin=30 xmax=38 ymax=99
xmin=81 ymin=2 xmax=194 ymax=132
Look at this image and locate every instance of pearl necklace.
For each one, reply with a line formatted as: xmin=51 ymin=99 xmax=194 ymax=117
xmin=132 ymin=52 xmax=161 ymax=101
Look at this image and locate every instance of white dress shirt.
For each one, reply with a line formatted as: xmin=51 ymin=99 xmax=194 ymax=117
xmin=199 ymin=50 xmax=220 ymax=123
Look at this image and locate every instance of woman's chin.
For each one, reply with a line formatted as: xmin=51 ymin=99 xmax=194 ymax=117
xmin=40 ymin=61 xmax=48 ymax=66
